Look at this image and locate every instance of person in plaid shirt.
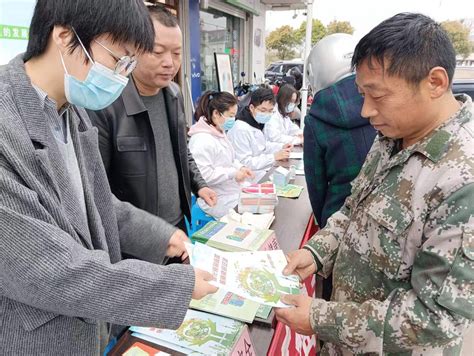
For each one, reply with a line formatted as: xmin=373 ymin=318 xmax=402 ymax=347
xmin=304 ymin=34 xmax=377 ymax=301
xmin=304 ymin=34 xmax=377 ymax=230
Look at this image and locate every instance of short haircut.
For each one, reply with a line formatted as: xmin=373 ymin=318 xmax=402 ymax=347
xmin=276 ymin=84 xmax=298 ymax=117
xmin=250 ymin=88 xmax=275 ymax=107
xmin=24 ymin=0 xmax=155 ymax=62
xmin=146 ymin=3 xmax=179 ymax=28
xmin=352 ymin=13 xmax=456 ymax=85
xmin=195 ymin=91 xmax=238 ymax=125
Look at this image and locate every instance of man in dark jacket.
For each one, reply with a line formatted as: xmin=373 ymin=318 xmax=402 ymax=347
xmin=88 ymin=5 xmax=216 ymax=236
xmin=304 ymin=34 xmax=376 ymax=300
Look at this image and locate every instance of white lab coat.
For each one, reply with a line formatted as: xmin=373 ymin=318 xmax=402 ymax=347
xmin=188 ymin=118 xmax=244 ymax=218
xmin=264 ymin=106 xmax=303 ymax=145
xmin=227 ymin=119 xmax=283 ymax=177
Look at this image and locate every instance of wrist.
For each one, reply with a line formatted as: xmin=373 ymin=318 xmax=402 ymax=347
xmin=303 ymin=246 xmax=322 ymax=273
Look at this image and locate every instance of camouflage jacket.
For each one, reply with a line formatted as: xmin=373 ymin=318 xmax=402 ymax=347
xmin=304 ymin=94 xmax=474 ymax=355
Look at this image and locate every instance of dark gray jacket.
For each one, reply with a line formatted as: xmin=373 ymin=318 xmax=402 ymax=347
xmin=87 ymin=79 xmax=207 ymax=221
xmin=0 ymin=55 xmax=194 ymax=355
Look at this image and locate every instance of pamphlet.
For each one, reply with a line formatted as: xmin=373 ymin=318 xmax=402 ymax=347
xmin=130 ymin=309 xmax=246 ymax=356
xmin=191 ymin=220 xmax=278 ymax=252
xmin=189 ymin=289 xmax=259 ymax=323
xmin=276 ymin=184 xmax=304 ymax=199
xmin=255 ymin=304 xmax=273 ymax=320
xmin=188 ymin=243 xmax=300 ymax=308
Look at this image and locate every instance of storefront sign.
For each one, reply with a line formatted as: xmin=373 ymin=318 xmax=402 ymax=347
xmin=225 ymin=0 xmax=260 ymax=16
xmin=0 ymin=0 xmax=36 ymax=64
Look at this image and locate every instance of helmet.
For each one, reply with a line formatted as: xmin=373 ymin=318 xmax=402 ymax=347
xmin=306 ymin=33 xmax=357 ymax=94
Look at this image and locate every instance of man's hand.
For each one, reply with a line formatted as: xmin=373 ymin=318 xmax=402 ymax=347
xmin=235 ymin=167 xmax=255 ymax=182
xmin=283 ymin=143 xmax=294 ymax=150
xmin=166 ymin=229 xmax=190 ymax=260
xmin=198 ymin=187 xmax=217 ymax=207
xmin=274 ymin=294 xmax=314 ymax=335
xmin=274 ymin=148 xmax=291 ymax=161
xmin=192 ymin=268 xmax=219 ymax=300
xmin=283 ymin=249 xmax=317 ymax=281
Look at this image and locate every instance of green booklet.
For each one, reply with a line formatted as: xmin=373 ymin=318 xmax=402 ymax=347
xmin=189 ymin=289 xmax=259 ymax=323
xmin=130 ymin=309 xmax=253 ymax=356
xmin=192 ymin=220 xmax=277 ymax=252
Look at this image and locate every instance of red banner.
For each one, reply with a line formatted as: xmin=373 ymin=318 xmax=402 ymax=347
xmin=267 ymin=215 xmax=319 ymax=356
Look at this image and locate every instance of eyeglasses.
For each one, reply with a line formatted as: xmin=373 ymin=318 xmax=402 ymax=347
xmin=94 ymin=40 xmax=137 ymax=76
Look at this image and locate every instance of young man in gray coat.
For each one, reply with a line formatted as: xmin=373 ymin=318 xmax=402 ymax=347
xmin=0 ymin=1 xmax=217 ymax=354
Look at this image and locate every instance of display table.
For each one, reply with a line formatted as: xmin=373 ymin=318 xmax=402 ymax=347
xmin=108 ymin=155 xmax=316 ymax=356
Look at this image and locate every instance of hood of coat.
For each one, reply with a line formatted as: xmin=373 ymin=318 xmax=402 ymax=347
xmin=188 ymin=117 xmax=225 ymax=138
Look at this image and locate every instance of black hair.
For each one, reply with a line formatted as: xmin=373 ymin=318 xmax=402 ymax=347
xmin=352 ymin=12 xmax=456 ymax=86
xmin=250 ymin=88 xmax=275 ymax=107
xmin=24 ymin=0 xmax=155 ymax=62
xmin=276 ymin=84 xmax=298 ymax=117
xmin=146 ymin=3 xmax=179 ymax=28
xmin=195 ymin=91 xmax=238 ymax=126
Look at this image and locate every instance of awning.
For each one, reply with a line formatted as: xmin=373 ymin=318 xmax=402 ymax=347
xmin=260 ymin=0 xmax=306 ymax=10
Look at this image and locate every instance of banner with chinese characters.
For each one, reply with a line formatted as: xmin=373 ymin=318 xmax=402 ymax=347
xmin=0 ymin=0 xmax=36 ymax=64
xmin=267 ymin=215 xmax=319 ymax=356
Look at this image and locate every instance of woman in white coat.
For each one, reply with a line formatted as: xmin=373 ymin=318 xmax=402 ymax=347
xmin=189 ymin=91 xmax=254 ymax=218
xmin=264 ymin=84 xmax=303 ymax=145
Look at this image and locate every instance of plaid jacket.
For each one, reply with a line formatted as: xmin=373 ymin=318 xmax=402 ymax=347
xmin=304 ymin=74 xmax=376 ymax=227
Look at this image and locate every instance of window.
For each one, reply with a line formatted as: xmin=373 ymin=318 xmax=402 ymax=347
xmin=200 ymin=8 xmax=242 ymax=93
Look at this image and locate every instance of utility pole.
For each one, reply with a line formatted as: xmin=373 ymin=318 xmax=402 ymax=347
xmin=300 ymin=0 xmax=314 ymax=129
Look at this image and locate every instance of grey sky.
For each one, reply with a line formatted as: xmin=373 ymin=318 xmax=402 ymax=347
xmin=265 ymin=0 xmax=474 ymax=39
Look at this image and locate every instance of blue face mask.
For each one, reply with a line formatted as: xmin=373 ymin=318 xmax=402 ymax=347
xmin=220 ymin=115 xmax=236 ymax=131
xmin=59 ymin=33 xmax=129 ymax=110
xmin=255 ymin=112 xmax=272 ymax=124
xmin=286 ymin=103 xmax=296 ymax=113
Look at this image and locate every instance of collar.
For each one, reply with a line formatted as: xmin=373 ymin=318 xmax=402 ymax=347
xmin=32 ymin=83 xmax=70 ymax=116
xmin=122 ymin=76 xmax=179 ymax=116
xmin=237 ymin=106 xmax=264 ymax=131
xmin=381 ymin=94 xmax=472 ymax=169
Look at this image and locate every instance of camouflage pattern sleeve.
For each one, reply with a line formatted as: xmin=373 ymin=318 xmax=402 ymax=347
xmin=309 ymin=183 xmax=474 ymax=355
xmin=305 ymin=203 xmax=351 ymax=278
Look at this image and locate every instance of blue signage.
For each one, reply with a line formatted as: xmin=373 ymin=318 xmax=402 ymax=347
xmin=188 ymin=0 xmax=202 ymax=106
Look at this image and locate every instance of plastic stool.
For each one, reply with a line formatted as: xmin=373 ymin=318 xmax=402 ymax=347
xmin=187 ymin=201 xmax=215 ymax=237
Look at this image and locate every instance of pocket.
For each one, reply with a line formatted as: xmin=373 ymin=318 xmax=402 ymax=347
xmin=359 ymin=193 xmax=413 ymax=279
xmin=437 ymin=227 xmax=474 ymax=319
xmin=116 ymin=136 xmax=147 ymax=175
xmin=117 ymin=136 xmax=147 ymax=152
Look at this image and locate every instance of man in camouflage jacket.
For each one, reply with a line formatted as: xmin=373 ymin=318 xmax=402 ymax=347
xmin=275 ymin=13 xmax=473 ymax=355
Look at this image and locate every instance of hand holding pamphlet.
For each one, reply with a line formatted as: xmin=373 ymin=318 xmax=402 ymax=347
xmin=186 ymin=243 xmax=300 ymax=308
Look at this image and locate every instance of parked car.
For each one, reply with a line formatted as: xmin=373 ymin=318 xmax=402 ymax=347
xmin=264 ymin=60 xmax=304 ymax=84
xmin=452 ymin=78 xmax=474 ymax=99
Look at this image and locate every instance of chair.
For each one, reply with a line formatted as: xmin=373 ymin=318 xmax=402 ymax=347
xmin=185 ymin=195 xmax=215 ymax=237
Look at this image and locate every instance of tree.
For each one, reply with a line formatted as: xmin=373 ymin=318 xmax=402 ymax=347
xmin=265 ymin=25 xmax=299 ymax=60
xmin=294 ymin=19 xmax=327 ymax=47
xmin=327 ymin=20 xmax=354 ymax=35
xmin=441 ymin=20 xmax=471 ymax=58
